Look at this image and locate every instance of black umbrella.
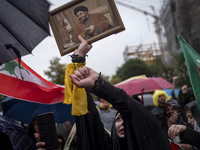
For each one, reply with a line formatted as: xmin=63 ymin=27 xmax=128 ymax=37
xmin=0 ymin=115 xmax=36 ymax=149
xmin=0 ymin=0 xmax=50 ymax=64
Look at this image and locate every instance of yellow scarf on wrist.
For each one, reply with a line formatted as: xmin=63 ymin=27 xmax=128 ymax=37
xmin=64 ymin=62 xmax=88 ymax=116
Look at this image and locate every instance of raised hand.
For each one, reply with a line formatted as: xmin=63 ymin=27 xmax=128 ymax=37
xmin=168 ymin=124 xmax=186 ymax=140
xmin=74 ymin=35 xmax=92 ymax=56
xmin=167 ymin=111 xmax=179 ymax=127
xmin=69 ymin=66 xmax=98 ymax=88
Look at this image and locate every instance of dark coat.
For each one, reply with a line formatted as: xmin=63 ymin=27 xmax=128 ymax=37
xmin=94 ymin=78 xmax=171 ymax=150
xmin=180 ymin=127 xmax=200 ymax=148
xmin=75 ymin=77 xmax=171 ymax=150
xmin=75 ymin=91 xmax=111 ymax=150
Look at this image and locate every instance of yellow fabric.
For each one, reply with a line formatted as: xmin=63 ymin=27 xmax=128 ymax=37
xmin=115 ymin=75 xmax=147 ymax=86
xmin=64 ymin=62 xmax=88 ymax=116
xmin=153 ymin=90 xmax=170 ymax=106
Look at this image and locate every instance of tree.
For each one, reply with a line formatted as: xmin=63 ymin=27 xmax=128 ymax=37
xmin=110 ymin=75 xmax=121 ymax=85
xmin=167 ymin=52 xmax=191 ymax=88
xmin=0 ymin=94 xmax=6 ymax=112
xmin=44 ymin=57 xmax=67 ymax=85
xmin=116 ymin=59 xmax=152 ymax=81
xmin=148 ymin=58 xmax=166 ymax=77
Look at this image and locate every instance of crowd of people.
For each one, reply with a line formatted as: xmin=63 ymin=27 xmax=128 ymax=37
xmin=1 ymin=1 xmax=200 ymax=150
xmin=1 ymin=35 xmax=200 ymax=150
xmin=36 ymin=36 xmax=200 ymax=150
xmin=1 ymin=4 xmax=200 ymax=147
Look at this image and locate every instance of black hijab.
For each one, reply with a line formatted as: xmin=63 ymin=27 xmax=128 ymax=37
xmin=111 ymin=112 xmax=127 ymax=150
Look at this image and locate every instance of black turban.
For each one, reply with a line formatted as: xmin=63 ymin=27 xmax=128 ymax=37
xmin=74 ymin=6 xmax=88 ymax=15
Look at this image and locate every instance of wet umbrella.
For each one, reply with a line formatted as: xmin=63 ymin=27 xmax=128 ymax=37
xmin=116 ymin=77 xmax=174 ymax=103
xmin=0 ymin=115 xmax=36 ymax=149
xmin=142 ymin=94 xmax=154 ymax=106
xmin=0 ymin=0 xmax=50 ymax=64
xmin=115 ymin=77 xmax=174 ymax=95
xmin=1 ymin=97 xmax=74 ymax=125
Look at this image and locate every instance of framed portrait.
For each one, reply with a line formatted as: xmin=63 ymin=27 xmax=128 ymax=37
xmin=49 ymin=0 xmax=125 ymax=56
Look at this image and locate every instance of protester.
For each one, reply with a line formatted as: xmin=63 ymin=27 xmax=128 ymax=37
xmin=165 ymin=99 xmax=186 ymax=128
xmin=171 ymin=76 xmax=195 ymax=108
xmin=69 ymin=66 xmax=171 ymax=150
xmin=168 ymin=124 xmax=200 ymax=149
xmin=72 ymin=6 xmax=112 ymax=42
xmin=98 ymin=99 xmax=117 ymax=131
xmin=69 ymin=35 xmax=171 ymax=150
xmin=151 ymin=90 xmax=170 ymax=127
xmin=182 ymin=106 xmax=200 ymax=131
xmin=165 ymin=100 xmax=198 ymax=150
xmin=35 ymin=35 xmax=171 ymax=150
xmin=186 ymin=101 xmax=200 ymax=126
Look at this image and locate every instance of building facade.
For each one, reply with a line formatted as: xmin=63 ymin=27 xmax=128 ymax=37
xmin=160 ymin=0 xmax=200 ymax=53
xmin=123 ymin=43 xmax=163 ymax=64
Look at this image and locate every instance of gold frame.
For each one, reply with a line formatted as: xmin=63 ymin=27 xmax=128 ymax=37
xmin=49 ymin=0 xmax=125 ymax=56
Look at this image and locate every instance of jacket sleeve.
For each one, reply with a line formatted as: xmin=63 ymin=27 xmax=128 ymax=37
xmin=180 ymin=127 xmax=200 ymax=148
xmin=92 ymin=76 xmax=136 ymax=113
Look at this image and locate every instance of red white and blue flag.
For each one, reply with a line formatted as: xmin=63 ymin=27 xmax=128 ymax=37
xmin=0 ymin=59 xmax=64 ymax=104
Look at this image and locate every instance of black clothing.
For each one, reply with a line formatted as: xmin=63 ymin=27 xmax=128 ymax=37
xmin=180 ymin=127 xmax=200 ymax=148
xmin=75 ymin=77 xmax=171 ymax=150
xmin=93 ymin=77 xmax=171 ymax=150
xmin=178 ymin=88 xmax=194 ymax=107
xmin=75 ymin=91 xmax=111 ymax=150
xmin=151 ymin=106 xmax=166 ymax=128
xmin=0 ymin=131 xmax=13 ymax=150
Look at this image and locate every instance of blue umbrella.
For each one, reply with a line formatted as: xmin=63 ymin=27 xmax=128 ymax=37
xmin=163 ymin=88 xmax=179 ymax=97
xmin=1 ymin=97 xmax=74 ymax=125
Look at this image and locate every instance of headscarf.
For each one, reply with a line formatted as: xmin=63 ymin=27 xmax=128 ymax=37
xmin=165 ymin=99 xmax=186 ymax=125
xmin=166 ymin=99 xmax=180 ymax=109
xmin=178 ymin=87 xmax=194 ymax=106
xmin=153 ymin=90 xmax=170 ymax=106
xmin=111 ymin=112 xmax=127 ymax=150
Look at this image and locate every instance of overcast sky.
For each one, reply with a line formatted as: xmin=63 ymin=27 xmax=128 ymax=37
xmin=23 ymin=0 xmax=163 ymax=80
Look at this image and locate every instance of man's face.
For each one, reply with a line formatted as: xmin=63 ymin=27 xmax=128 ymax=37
xmin=158 ymin=95 xmax=166 ymax=105
xmin=115 ymin=113 xmax=125 ymax=138
xmin=76 ymin=11 xmax=88 ymax=23
xmin=101 ymin=101 xmax=109 ymax=110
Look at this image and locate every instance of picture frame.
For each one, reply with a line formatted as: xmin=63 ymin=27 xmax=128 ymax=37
xmin=49 ymin=0 xmax=125 ymax=56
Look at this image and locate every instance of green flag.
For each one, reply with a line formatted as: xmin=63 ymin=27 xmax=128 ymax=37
xmin=178 ymin=35 xmax=200 ymax=110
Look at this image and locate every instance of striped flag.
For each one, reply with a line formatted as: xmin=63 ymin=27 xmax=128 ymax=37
xmin=0 ymin=59 xmax=64 ymax=104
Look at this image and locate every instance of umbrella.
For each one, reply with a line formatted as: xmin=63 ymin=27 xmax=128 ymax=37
xmin=163 ymin=88 xmax=179 ymax=97
xmin=0 ymin=115 xmax=36 ymax=149
xmin=1 ymin=97 xmax=74 ymax=125
xmin=0 ymin=0 xmax=50 ymax=64
xmin=115 ymin=77 xmax=174 ymax=103
xmin=115 ymin=77 xmax=174 ymax=95
xmin=142 ymin=94 xmax=154 ymax=106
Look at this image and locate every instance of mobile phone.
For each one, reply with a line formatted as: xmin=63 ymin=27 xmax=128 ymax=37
xmin=36 ymin=112 xmax=59 ymax=150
